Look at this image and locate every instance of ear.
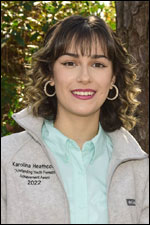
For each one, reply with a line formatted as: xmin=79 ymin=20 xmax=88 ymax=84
xmin=49 ymin=77 xmax=55 ymax=86
xmin=110 ymin=75 xmax=116 ymax=89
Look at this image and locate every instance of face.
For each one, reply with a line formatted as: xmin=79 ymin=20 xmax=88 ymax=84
xmin=50 ymin=42 xmax=115 ymax=119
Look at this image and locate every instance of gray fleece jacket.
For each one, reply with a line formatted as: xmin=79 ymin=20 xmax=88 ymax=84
xmin=1 ymin=108 xmax=149 ymax=224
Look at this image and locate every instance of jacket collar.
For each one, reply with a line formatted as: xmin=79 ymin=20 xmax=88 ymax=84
xmin=12 ymin=107 xmax=148 ymax=162
xmin=12 ymin=107 xmax=43 ymax=143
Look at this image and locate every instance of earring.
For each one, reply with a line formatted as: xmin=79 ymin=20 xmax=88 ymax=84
xmin=44 ymin=81 xmax=56 ymax=97
xmin=107 ymin=84 xmax=119 ymax=100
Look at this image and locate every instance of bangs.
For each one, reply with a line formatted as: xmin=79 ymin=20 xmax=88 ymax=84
xmin=67 ymin=32 xmax=108 ymax=57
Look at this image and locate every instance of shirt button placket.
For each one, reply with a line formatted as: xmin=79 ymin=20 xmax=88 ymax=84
xmin=74 ymin=152 xmax=88 ymax=224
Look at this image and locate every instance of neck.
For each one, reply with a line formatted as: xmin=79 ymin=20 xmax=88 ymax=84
xmin=54 ymin=111 xmax=100 ymax=150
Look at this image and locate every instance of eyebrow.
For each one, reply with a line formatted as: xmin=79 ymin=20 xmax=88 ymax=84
xmin=61 ymin=53 xmax=108 ymax=59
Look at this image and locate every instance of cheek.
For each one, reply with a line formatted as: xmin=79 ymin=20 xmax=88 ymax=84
xmin=53 ymin=68 xmax=63 ymax=84
xmin=96 ymin=75 xmax=112 ymax=90
xmin=53 ymin=67 xmax=73 ymax=86
xmin=53 ymin=72 xmax=69 ymax=94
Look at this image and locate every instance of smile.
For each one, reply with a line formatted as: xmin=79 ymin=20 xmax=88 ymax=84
xmin=71 ymin=89 xmax=96 ymax=100
xmin=72 ymin=91 xmax=95 ymax=96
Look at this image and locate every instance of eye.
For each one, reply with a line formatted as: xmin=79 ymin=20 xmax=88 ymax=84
xmin=92 ymin=63 xmax=106 ymax=68
xmin=61 ymin=62 xmax=76 ymax=67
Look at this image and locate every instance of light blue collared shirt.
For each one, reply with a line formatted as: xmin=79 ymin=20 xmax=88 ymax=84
xmin=42 ymin=120 xmax=113 ymax=224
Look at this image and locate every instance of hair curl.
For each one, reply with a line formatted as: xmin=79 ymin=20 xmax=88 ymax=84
xmin=24 ymin=15 xmax=141 ymax=132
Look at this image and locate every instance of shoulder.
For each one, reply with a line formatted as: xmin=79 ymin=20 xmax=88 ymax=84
xmin=108 ymin=127 xmax=141 ymax=147
xmin=1 ymin=131 xmax=32 ymax=165
xmin=107 ymin=127 xmax=148 ymax=159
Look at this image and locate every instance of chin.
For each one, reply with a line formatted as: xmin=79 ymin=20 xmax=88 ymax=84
xmin=71 ymin=108 xmax=100 ymax=118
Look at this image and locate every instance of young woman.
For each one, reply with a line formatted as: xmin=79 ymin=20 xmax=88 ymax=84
xmin=1 ymin=15 xmax=149 ymax=224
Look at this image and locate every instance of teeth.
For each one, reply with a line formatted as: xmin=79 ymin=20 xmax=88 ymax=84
xmin=72 ymin=91 xmax=95 ymax=96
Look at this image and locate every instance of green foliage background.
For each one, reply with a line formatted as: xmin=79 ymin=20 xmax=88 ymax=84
xmin=1 ymin=1 xmax=116 ymax=136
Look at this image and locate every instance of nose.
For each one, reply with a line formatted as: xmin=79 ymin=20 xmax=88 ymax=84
xmin=76 ymin=65 xmax=92 ymax=84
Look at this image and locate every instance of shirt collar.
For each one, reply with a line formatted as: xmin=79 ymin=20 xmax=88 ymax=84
xmin=43 ymin=119 xmax=68 ymax=162
xmin=91 ymin=125 xmax=113 ymax=163
xmin=42 ymin=120 xmax=112 ymax=164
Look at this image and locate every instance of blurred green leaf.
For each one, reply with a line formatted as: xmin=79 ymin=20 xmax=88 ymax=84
xmin=42 ymin=22 xmax=49 ymax=32
xmin=12 ymin=20 xmax=19 ymax=27
xmin=14 ymin=33 xmax=25 ymax=46
xmin=24 ymin=2 xmax=32 ymax=11
xmin=26 ymin=23 xmax=32 ymax=30
xmin=30 ymin=32 xmax=39 ymax=41
xmin=45 ymin=5 xmax=56 ymax=14
xmin=98 ymin=3 xmax=105 ymax=10
xmin=3 ymin=15 xmax=11 ymax=22
xmin=8 ymin=110 xmax=14 ymax=119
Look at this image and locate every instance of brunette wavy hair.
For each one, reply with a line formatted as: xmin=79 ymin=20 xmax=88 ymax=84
xmin=24 ymin=15 xmax=141 ymax=132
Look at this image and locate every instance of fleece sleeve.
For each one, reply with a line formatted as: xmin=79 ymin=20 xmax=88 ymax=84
xmin=139 ymin=169 xmax=149 ymax=224
xmin=1 ymin=165 xmax=7 ymax=224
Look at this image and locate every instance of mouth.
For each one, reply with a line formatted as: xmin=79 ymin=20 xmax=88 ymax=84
xmin=71 ymin=89 xmax=96 ymax=100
